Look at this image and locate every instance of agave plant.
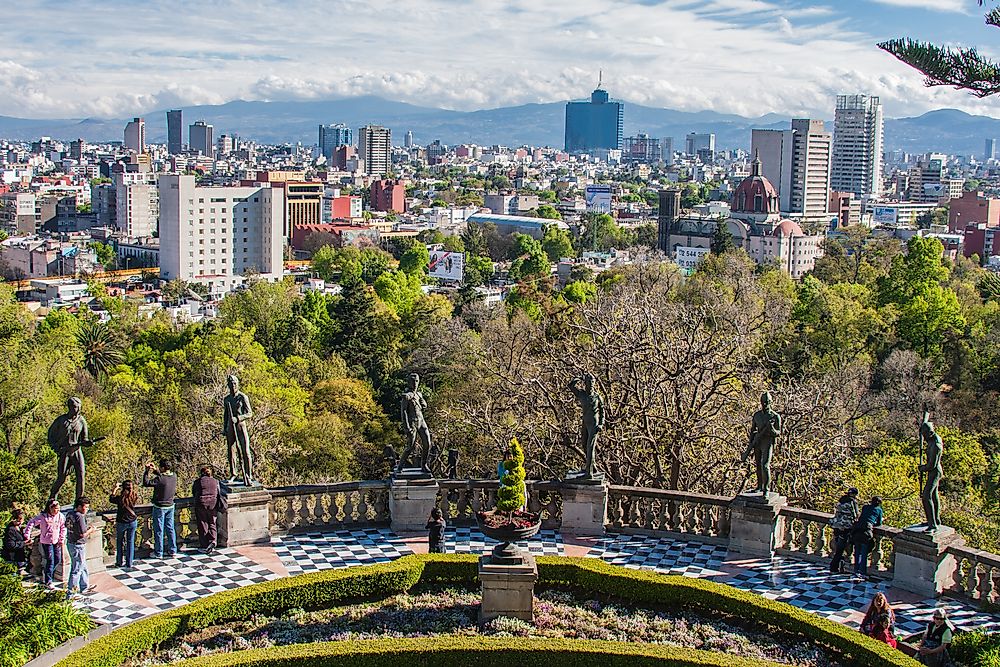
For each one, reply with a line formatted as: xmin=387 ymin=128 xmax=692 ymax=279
xmin=76 ymin=320 xmax=124 ymax=377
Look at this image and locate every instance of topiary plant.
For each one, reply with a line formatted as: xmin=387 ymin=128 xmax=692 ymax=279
xmin=496 ymin=438 xmax=526 ymax=517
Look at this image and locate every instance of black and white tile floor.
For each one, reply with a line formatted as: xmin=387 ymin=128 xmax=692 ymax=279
xmin=586 ymin=533 xmax=728 ymax=577
xmin=272 ymin=527 xmax=413 ymax=574
xmin=444 ymin=527 xmax=564 ymax=556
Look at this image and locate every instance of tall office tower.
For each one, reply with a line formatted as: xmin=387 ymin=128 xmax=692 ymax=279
xmin=167 ymin=109 xmax=183 ymax=154
xmin=986 ymin=138 xmax=997 ymax=161
xmin=69 ymin=139 xmax=86 ymax=161
xmin=564 ymin=83 xmax=624 ymax=153
xmin=662 ymin=137 xmax=674 ymax=166
xmin=358 ymin=125 xmax=391 ymax=177
xmin=684 ymin=133 xmax=715 ymax=157
xmin=831 ymin=95 xmax=884 ymax=198
xmin=189 ymin=120 xmax=214 ymax=156
xmin=158 ymin=174 xmax=284 ymax=297
xmin=283 ymin=181 xmax=323 ymax=240
xmin=750 ymin=119 xmax=831 ymax=217
xmin=216 ymin=134 xmax=233 ymax=157
xmin=318 ymin=124 xmax=352 ymax=161
xmin=622 ymin=134 xmax=661 ymax=163
xmin=656 ymin=189 xmax=681 ymax=253
xmin=404 ymin=130 xmax=414 ymax=148
xmin=123 ymin=118 xmax=146 ymax=153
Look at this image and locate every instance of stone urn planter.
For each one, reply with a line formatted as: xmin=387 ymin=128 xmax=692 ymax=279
xmin=477 ymin=509 xmax=541 ymax=564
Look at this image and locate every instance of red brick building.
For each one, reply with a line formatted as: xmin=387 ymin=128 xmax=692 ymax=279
xmin=370 ymin=179 xmax=406 ymax=213
xmin=949 ymin=190 xmax=1000 ymax=233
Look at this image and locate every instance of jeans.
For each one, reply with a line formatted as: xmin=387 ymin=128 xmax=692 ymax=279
xmin=116 ymin=520 xmax=137 ymax=567
xmin=830 ymin=530 xmax=852 ymax=573
xmin=68 ymin=542 xmax=88 ymax=592
xmin=41 ymin=542 xmax=62 ymax=584
xmin=151 ymin=506 xmax=177 ymax=557
xmin=854 ymin=539 xmax=872 ymax=576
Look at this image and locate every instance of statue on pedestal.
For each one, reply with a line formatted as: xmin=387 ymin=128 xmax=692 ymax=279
xmin=222 ymin=374 xmax=257 ymax=487
xmin=741 ymin=391 xmax=781 ymax=495
xmin=48 ymin=397 xmax=103 ymax=501
xmin=918 ymin=413 xmax=943 ymax=531
xmin=568 ymin=373 xmax=605 ymax=481
xmin=397 ymin=373 xmax=432 ymax=474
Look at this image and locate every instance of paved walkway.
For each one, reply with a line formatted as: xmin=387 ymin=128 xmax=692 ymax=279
xmin=72 ymin=528 xmax=1000 ymax=637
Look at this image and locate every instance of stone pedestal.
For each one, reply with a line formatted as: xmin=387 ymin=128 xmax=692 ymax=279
xmin=389 ymin=476 xmax=440 ymax=532
xmin=479 ymin=552 xmax=538 ymax=622
xmin=218 ymin=488 xmax=272 ymax=548
xmin=892 ymin=525 xmax=965 ymax=598
xmin=560 ymin=480 xmax=608 ymax=536
xmin=85 ymin=514 xmax=107 ymax=575
xmin=729 ymin=492 xmax=787 ymax=557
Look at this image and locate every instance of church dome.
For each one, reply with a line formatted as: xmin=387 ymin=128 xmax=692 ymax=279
xmin=731 ymin=150 xmax=779 ymax=215
xmin=773 ymin=218 xmax=804 ymax=237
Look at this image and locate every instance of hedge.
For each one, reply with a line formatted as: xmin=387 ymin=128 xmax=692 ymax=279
xmin=170 ymin=637 xmax=783 ymax=667
xmin=56 ymin=554 xmax=920 ymax=667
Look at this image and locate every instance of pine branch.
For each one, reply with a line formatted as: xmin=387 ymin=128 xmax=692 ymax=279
xmin=878 ymin=38 xmax=1000 ymax=98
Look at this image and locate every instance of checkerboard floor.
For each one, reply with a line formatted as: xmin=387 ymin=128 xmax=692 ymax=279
xmin=445 ymin=527 xmax=564 ymax=555
xmin=105 ymin=548 xmax=279 ymax=611
xmin=72 ymin=591 xmax=159 ymax=627
xmin=587 ymin=534 xmax=728 ymax=577
xmin=272 ymin=528 xmax=414 ymax=575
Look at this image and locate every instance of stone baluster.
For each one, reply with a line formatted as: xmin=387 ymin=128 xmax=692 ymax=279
xmin=282 ymin=496 xmax=296 ymax=531
xmin=343 ymin=491 xmax=357 ymax=524
xmin=815 ymin=523 xmax=828 ymax=557
xmin=296 ymin=494 xmax=312 ymax=528
xmin=667 ymin=500 xmax=680 ymax=531
xmin=976 ymin=563 xmax=995 ymax=602
xmin=375 ymin=489 xmax=390 ymax=521
xmin=357 ymin=491 xmax=370 ymax=523
xmin=643 ymin=499 xmax=655 ymax=530
xmin=313 ymin=492 xmax=326 ymax=526
xmin=967 ymin=561 xmax=980 ymax=599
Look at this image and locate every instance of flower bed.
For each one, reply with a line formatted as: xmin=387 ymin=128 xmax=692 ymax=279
xmin=57 ymin=555 xmax=920 ymax=667
xmin=476 ymin=509 xmax=540 ymax=530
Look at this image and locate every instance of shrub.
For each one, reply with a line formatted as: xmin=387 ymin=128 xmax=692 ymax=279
xmin=57 ymin=555 xmax=920 ymax=667
xmin=496 ymin=438 xmax=526 ymax=513
xmin=953 ymin=630 xmax=1000 ymax=667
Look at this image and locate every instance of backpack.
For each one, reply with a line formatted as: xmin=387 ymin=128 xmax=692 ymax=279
xmin=830 ymin=500 xmax=856 ymax=531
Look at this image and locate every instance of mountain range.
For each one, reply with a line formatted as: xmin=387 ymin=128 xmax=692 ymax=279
xmin=0 ymin=95 xmax=996 ymax=156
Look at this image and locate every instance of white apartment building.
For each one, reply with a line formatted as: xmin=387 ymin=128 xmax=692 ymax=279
xmin=751 ymin=119 xmax=831 ymax=219
xmin=115 ymin=172 xmax=159 ymax=238
xmin=124 ymin=117 xmax=146 ymax=153
xmin=831 ymin=95 xmax=884 ymax=198
xmin=358 ymin=125 xmax=391 ymax=177
xmin=158 ymin=174 xmax=284 ymax=297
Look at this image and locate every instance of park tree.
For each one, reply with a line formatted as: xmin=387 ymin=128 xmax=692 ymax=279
xmin=710 ymin=221 xmax=736 ymax=255
xmin=508 ymin=233 xmax=550 ymax=282
xmin=541 ymin=224 xmax=574 ymax=262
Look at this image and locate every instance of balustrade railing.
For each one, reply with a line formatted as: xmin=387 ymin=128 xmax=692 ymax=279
xmin=776 ymin=506 xmax=898 ymax=578
xmin=436 ymin=480 xmax=562 ymax=529
xmin=606 ymin=486 xmax=731 ymax=539
xmin=269 ymin=481 xmax=391 ymax=534
xmin=947 ymin=545 xmax=1000 ymax=604
xmin=100 ymin=500 xmax=200 ymax=561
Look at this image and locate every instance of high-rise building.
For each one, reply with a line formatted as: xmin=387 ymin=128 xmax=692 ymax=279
xmin=622 ymin=134 xmax=661 ymax=163
xmin=69 ymin=139 xmax=86 ymax=161
xmin=986 ymin=138 xmax=997 ymax=161
xmin=167 ymin=110 xmax=183 ymax=154
xmin=751 ymin=119 xmax=831 ymax=217
xmin=358 ymin=125 xmax=391 ymax=177
xmin=662 ymin=137 xmax=674 ymax=166
xmin=158 ymin=174 xmax=284 ymax=296
xmin=564 ymin=86 xmax=624 ymax=153
xmin=831 ymin=95 xmax=884 ymax=198
xmin=216 ymin=134 xmax=233 ymax=157
xmin=404 ymin=131 xmax=414 ymax=148
xmin=283 ymin=182 xmax=323 ymax=239
xmin=685 ymin=133 xmax=715 ymax=157
xmin=114 ymin=172 xmax=159 ymax=238
xmin=657 ymin=189 xmax=681 ymax=253
xmin=318 ymin=124 xmax=352 ymax=161
xmin=189 ymin=120 xmax=214 ymax=157
xmin=124 ymin=118 xmax=146 ymax=153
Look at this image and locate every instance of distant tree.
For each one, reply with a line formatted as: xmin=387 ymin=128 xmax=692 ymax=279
xmin=710 ymin=221 xmax=736 ymax=255
xmin=635 ymin=223 xmax=658 ymax=249
xmin=88 ymin=241 xmax=116 ymax=269
xmin=541 ymin=224 xmax=574 ymax=262
xmin=508 ymin=233 xmax=550 ymax=282
xmin=301 ymin=231 xmax=341 ymax=256
xmin=536 ymin=204 xmax=562 ymax=220
xmin=77 ymin=320 xmax=124 ymax=377
xmin=399 ymin=244 xmax=430 ymax=276
xmin=464 ymin=255 xmax=495 ymax=287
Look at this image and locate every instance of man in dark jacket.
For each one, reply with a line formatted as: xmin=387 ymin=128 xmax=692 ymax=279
xmin=144 ymin=459 xmax=178 ymax=558
xmin=829 ymin=487 xmax=859 ymax=574
xmin=2 ymin=509 xmax=28 ymax=574
xmin=852 ymin=496 xmax=884 ymax=579
xmin=192 ymin=466 xmax=220 ymax=554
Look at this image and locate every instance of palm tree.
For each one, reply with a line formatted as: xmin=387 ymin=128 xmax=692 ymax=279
xmin=77 ymin=320 xmax=123 ymax=377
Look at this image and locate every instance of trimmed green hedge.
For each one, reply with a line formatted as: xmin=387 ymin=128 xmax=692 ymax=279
xmin=57 ymin=554 xmax=920 ymax=667
xmin=171 ymin=637 xmax=782 ymax=667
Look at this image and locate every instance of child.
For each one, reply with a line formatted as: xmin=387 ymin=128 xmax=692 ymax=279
xmin=2 ymin=509 xmax=28 ymax=574
xmin=426 ymin=507 xmax=446 ymax=553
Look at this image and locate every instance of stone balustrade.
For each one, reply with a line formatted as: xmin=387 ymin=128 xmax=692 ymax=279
xmin=776 ymin=506 xmax=898 ymax=579
xmin=436 ymin=480 xmax=561 ymax=529
xmin=947 ymin=544 xmax=1000 ymax=604
xmin=269 ymin=481 xmax=391 ymax=534
xmin=606 ymin=486 xmax=731 ymax=540
xmin=99 ymin=499 xmax=200 ymax=560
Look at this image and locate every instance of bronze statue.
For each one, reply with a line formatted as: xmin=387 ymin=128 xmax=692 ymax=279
xmin=741 ymin=391 xmax=781 ymax=495
xmin=397 ymin=373 xmax=432 ymax=473
xmin=569 ymin=373 xmax=605 ymax=480
xmin=48 ymin=397 xmax=102 ymax=501
xmin=222 ymin=374 xmax=257 ymax=487
xmin=918 ymin=413 xmax=943 ymax=531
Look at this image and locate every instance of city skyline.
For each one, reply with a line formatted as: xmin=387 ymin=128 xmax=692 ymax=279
xmin=1 ymin=0 xmax=998 ymax=121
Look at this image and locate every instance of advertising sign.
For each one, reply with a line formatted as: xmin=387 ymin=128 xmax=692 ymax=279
xmin=675 ymin=246 xmax=710 ymax=271
xmin=585 ymin=184 xmax=612 ymax=213
xmin=428 ymin=248 xmax=465 ymax=282
xmin=872 ymin=206 xmax=898 ymax=226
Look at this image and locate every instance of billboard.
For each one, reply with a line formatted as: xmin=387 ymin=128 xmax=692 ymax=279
xmin=872 ymin=206 xmax=898 ymax=226
xmin=428 ymin=248 xmax=465 ymax=282
xmin=585 ymin=184 xmax=612 ymax=213
xmin=674 ymin=246 xmax=710 ymax=271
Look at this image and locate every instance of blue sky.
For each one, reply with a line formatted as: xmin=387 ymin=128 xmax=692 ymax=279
xmin=0 ymin=0 xmax=998 ymax=119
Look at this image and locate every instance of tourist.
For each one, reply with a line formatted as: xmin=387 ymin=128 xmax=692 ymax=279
xmin=859 ymin=592 xmax=897 ymax=648
xmin=829 ymin=487 xmax=859 ymax=574
xmin=143 ymin=459 xmax=178 ymax=558
xmin=110 ymin=480 xmax=139 ymax=570
xmin=497 ymin=449 xmax=512 ymax=480
xmin=851 ymin=495 xmax=883 ymax=579
xmin=66 ymin=496 xmax=97 ymax=597
xmin=426 ymin=507 xmax=446 ymax=553
xmin=193 ymin=466 xmax=220 ymax=554
xmin=2 ymin=509 xmax=29 ymax=574
xmin=24 ymin=499 xmax=67 ymax=587
xmin=917 ymin=609 xmax=955 ymax=665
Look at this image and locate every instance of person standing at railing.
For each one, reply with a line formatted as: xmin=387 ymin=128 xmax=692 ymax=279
xmin=193 ymin=466 xmax=221 ymax=554
xmin=2 ymin=509 xmax=29 ymax=575
xmin=66 ymin=496 xmax=97 ymax=598
xmin=110 ymin=481 xmax=139 ymax=570
xmin=828 ymin=487 xmax=859 ymax=574
xmin=144 ymin=459 xmax=178 ymax=559
xmin=851 ymin=496 xmax=883 ymax=580
xmin=24 ymin=499 xmax=66 ymax=588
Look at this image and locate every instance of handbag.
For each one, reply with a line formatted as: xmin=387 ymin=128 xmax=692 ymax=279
xmin=215 ymin=492 xmax=229 ymax=513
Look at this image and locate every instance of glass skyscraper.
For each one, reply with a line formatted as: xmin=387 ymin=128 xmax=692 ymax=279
xmin=319 ymin=124 xmax=353 ymax=161
xmin=564 ymin=87 xmax=624 ymax=154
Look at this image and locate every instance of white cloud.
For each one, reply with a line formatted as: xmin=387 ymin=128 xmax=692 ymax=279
xmin=0 ymin=0 xmax=991 ymax=122
xmin=867 ymin=0 xmax=967 ymax=12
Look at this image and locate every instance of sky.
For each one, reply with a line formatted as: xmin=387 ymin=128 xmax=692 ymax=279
xmin=2 ymin=0 xmax=999 ymax=120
